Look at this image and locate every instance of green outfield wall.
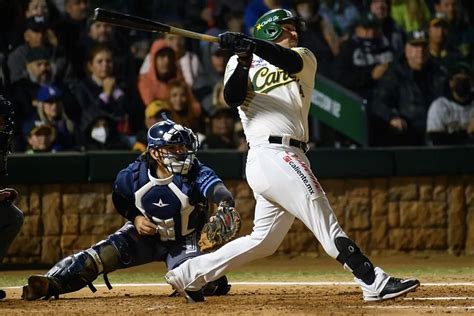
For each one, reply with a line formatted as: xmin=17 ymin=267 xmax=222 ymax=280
xmin=4 ymin=147 xmax=474 ymax=265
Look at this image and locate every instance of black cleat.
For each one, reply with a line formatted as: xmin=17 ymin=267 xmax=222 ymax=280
xmin=22 ymin=275 xmax=52 ymax=301
xmin=0 ymin=289 xmax=5 ymax=300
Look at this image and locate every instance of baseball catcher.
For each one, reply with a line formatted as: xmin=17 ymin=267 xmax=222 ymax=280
xmin=22 ymin=119 xmax=239 ymax=301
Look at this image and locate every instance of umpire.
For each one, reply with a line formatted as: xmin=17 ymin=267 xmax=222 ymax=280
xmin=0 ymin=95 xmax=24 ymax=300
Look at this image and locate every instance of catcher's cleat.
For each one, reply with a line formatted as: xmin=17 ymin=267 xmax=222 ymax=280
xmin=356 ymin=267 xmax=420 ymax=302
xmin=0 ymin=289 xmax=6 ymax=299
xmin=165 ymin=271 xmax=205 ymax=303
xmin=22 ymin=275 xmax=54 ymax=301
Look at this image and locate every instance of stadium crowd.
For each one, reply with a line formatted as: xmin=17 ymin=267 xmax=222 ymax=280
xmin=0 ymin=0 xmax=473 ymax=152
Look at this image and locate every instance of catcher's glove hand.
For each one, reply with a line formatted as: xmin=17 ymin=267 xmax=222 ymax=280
xmin=198 ymin=201 xmax=241 ymax=252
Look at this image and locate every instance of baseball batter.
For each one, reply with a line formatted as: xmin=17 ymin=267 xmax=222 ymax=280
xmin=166 ymin=9 xmax=420 ymax=302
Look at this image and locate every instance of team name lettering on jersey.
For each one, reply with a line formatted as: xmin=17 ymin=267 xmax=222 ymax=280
xmin=252 ymin=67 xmax=296 ymax=93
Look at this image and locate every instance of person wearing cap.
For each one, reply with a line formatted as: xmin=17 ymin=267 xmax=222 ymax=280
xmin=427 ymin=62 xmax=474 ymax=145
xmin=434 ymin=0 xmax=474 ymax=60
xmin=369 ymin=0 xmax=404 ymax=54
xmin=7 ymin=15 xmax=63 ymax=84
xmin=333 ymin=11 xmax=394 ymax=100
xmin=23 ymin=84 xmax=76 ymax=152
xmin=371 ymin=29 xmax=447 ymax=146
xmin=25 ymin=123 xmax=57 ymax=154
xmin=132 ymin=100 xmax=172 ymax=152
xmin=427 ymin=16 xmax=464 ymax=70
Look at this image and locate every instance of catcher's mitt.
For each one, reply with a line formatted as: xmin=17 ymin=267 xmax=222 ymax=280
xmin=198 ymin=201 xmax=241 ymax=252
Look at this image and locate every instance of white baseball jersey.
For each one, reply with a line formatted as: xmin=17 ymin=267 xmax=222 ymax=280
xmin=224 ymin=47 xmax=317 ymax=146
xmin=427 ymin=96 xmax=474 ymax=133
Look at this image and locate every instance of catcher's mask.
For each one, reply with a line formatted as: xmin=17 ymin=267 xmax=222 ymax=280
xmin=253 ymin=8 xmax=306 ymax=41
xmin=0 ymin=95 xmax=14 ymax=177
xmin=147 ymin=119 xmax=199 ymax=176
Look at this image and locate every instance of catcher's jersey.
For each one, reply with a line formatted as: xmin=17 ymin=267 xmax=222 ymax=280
xmin=224 ymin=47 xmax=317 ymax=146
xmin=113 ymin=157 xmax=222 ymax=241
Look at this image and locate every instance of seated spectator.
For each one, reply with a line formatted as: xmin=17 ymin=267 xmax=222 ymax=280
xmin=428 ymin=16 xmax=464 ymax=71
xmin=22 ymin=84 xmax=76 ymax=151
xmin=80 ymin=114 xmax=130 ymax=151
xmin=8 ymin=15 xmax=71 ymax=84
xmin=201 ymin=107 xmax=244 ymax=150
xmin=25 ymin=123 xmax=57 ymax=154
xmin=434 ymin=0 xmax=474 ymax=60
xmin=333 ymin=12 xmax=394 ymax=100
xmin=167 ymin=79 xmax=203 ymax=133
xmin=71 ymin=44 xmax=130 ymax=136
xmin=138 ymin=42 xmax=201 ymax=115
xmin=390 ymin=0 xmax=431 ymax=34
xmin=370 ymin=29 xmax=447 ymax=146
xmin=292 ymin=0 xmax=340 ymax=78
xmin=427 ymin=62 xmax=474 ymax=145
xmin=319 ymin=0 xmax=360 ymax=39
xmin=132 ymin=100 xmax=172 ymax=152
xmin=369 ymin=0 xmax=404 ymax=54
xmin=194 ymin=43 xmax=231 ymax=115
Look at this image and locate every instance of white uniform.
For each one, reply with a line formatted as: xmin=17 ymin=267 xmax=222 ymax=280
xmin=167 ymin=47 xmax=355 ymax=291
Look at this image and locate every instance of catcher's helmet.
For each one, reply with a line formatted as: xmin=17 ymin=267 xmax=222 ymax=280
xmin=147 ymin=120 xmax=199 ymax=175
xmin=253 ymin=9 xmax=306 ymax=41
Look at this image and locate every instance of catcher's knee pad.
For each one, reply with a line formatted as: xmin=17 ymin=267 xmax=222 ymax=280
xmin=335 ymin=237 xmax=375 ymax=284
xmin=201 ymin=275 xmax=231 ymax=296
xmin=45 ymin=234 xmax=133 ymax=296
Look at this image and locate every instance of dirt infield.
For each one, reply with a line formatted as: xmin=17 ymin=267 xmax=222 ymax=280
xmin=1 ymin=255 xmax=473 ymax=315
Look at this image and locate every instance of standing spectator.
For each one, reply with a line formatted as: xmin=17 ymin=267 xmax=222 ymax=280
xmin=292 ymin=0 xmax=340 ymax=78
xmin=427 ymin=16 xmax=463 ymax=71
xmin=7 ymin=15 xmax=69 ymax=84
xmin=390 ymin=0 xmax=431 ymax=34
xmin=22 ymin=84 xmax=76 ymax=151
xmin=333 ymin=12 xmax=394 ymax=100
xmin=24 ymin=123 xmax=57 ymax=153
xmin=167 ymin=79 xmax=203 ymax=133
xmin=371 ymin=29 xmax=447 ymax=146
xmin=369 ymin=0 xmax=405 ymax=54
xmin=434 ymin=0 xmax=474 ymax=61
xmin=319 ymin=0 xmax=360 ymax=39
xmin=427 ymin=62 xmax=474 ymax=145
xmin=71 ymin=44 xmax=130 ymax=137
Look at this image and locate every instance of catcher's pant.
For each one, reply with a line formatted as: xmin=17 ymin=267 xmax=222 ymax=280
xmin=0 ymin=201 xmax=23 ymax=261
xmin=170 ymin=144 xmax=348 ymax=291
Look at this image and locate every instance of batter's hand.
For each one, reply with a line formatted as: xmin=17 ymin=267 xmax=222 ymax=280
xmin=133 ymin=215 xmax=157 ymax=236
xmin=218 ymin=32 xmax=247 ymax=51
xmin=0 ymin=188 xmax=18 ymax=203
xmin=235 ymin=38 xmax=256 ymax=67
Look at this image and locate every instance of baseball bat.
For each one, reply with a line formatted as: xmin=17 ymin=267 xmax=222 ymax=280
xmin=93 ymin=8 xmax=219 ymax=43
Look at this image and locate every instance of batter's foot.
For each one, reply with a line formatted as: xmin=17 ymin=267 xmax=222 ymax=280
xmin=356 ymin=267 xmax=420 ymax=301
xmin=22 ymin=275 xmax=52 ymax=300
xmin=165 ymin=271 xmax=205 ymax=303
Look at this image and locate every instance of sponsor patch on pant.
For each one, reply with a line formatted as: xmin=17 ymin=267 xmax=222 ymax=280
xmin=282 ymin=151 xmax=324 ymax=199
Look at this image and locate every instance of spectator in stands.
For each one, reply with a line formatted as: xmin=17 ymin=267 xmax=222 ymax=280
xmin=7 ymin=15 xmax=70 ymax=84
xmin=333 ymin=12 xmax=394 ymax=100
xmin=201 ymin=107 xmax=239 ymax=149
xmin=292 ymin=0 xmax=340 ymax=78
xmin=80 ymin=114 xmax=130 ymax=151
xmin=427 ymin=62 xmax=474 ymax=145
xmin=369 ymin=0 xmax=405 ymax=54
xmin=53 ymin=0 xmax=89 ymax=77
xmin=138 ymin=42 xmax=201 ymax=116
xmin=434 ymin=0 xmax=474 ymax=61
xmin=25 ymin=123 xmax=56 ymax=153
xmin=22 ymin=84 xmax=76 ymax=151
xmin=194 ymin=43 xmax=231 ymax=115
xmin=319 ymin=0 xmax=360 ymax=39
xmin=10 ymin=47 xmax=53 ymax=131
xmin=132 ymin=100 xmax=172 ymax=152
xmin=390 ymin=0 xmax=431 ymax=34
xmin=167 ymin=79 xmax=203 ymax=133
xmin=71 ymin=44 xmax=129 ymax=137
xmin=427 ymin=15 xmax=463 ymax=71
xmin=370 ymin=29 xmax=447 ymax=146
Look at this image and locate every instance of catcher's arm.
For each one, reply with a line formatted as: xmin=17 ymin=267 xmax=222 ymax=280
xmin=199 ymin=182 xmax=241 ymax=252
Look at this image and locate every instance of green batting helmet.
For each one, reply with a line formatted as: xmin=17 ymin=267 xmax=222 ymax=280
xmin=253 ymin=9 xmax=305 ymax=41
